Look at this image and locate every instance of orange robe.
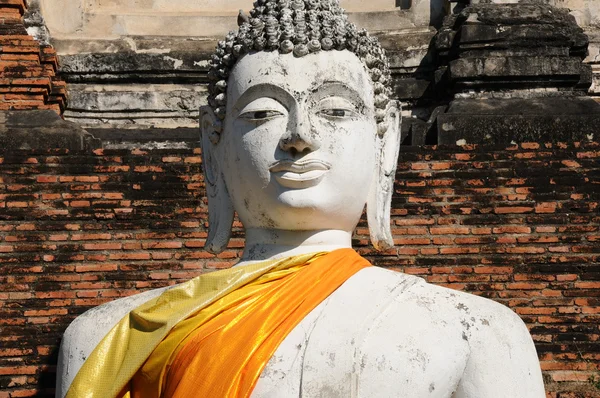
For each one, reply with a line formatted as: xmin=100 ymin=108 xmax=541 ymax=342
xmin=66 ymin=249 xmax=369 ymax=398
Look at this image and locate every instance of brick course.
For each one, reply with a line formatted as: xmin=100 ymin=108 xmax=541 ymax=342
xmin=0 ymin=0 xmax=66 ymax=114
xmin=0 ymin=143 xmax=599 ymax=397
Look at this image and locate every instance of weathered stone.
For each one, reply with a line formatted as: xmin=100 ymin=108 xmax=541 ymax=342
xmin=0 ymin=110 xmax=100 ymax=151
xmin=431 ymin=3 xmax=600 ymax=145
xmin=436 ymin=4 xmax=591 ymax=93
xmin=87 ymin=127 xmax=199 ymax=150
xmin=437 ymin=97 xmax=600 ymax=145
xmin=450 ymin=56 xmax=581 ymax=79
xmin=55 ymin=29 xmax=440 ymax=128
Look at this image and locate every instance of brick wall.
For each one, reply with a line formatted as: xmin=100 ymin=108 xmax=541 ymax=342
xmin=0 ymin=143 xmax=599 ymax=397
xmin=0 ymin=0 xmax=66 ymax=114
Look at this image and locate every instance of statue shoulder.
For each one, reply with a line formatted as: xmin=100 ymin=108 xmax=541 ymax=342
xmin=351 ymin=272 xmax=544 ymax=397
xmin=56 ymin=286 xmax=171 ymax=398
xmin=405 ymin=281 xmax=536 ymax=347
xmin=405 ymin=282 xmax=546 ymax=397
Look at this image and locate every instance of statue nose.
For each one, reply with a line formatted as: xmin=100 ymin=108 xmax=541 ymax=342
xmin=279 ymin=120 xmax=320 ymax=156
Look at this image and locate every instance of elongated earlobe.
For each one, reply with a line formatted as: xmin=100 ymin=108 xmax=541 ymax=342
xmin=367 ymin=101 xmax=401 ymax=251
xmin=200 ymin=106 xmax=234 ymax=254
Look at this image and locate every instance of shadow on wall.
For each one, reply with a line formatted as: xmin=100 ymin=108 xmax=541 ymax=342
xmin=395 ymin=0 xmax=447 ymax=27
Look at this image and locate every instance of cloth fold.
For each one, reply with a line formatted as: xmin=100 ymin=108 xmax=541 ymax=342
xmin=66 ymin=248 xmax=369 ymax=398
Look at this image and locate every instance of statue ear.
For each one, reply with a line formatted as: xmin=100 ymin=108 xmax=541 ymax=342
xmin=200 ymin=106 xmax=234 ymax=254
xmin=367 ymin=101 xmax=402 ymax=251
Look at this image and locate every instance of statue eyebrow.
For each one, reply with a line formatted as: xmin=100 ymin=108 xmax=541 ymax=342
xmin=311 ymin=82 xmax=367 ymax=107
xmin=232 ymin=83 xmax=294 ymax=115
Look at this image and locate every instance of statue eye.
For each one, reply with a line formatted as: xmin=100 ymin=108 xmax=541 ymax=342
xmin=240 ymin=110 xmax=283 ymax=121
xmin=317 ymin=97 xmax=357 ymax=119
xmin=319 ymin=108 xmax=353 ymax=118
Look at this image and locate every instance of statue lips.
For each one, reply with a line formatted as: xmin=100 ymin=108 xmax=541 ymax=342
xmin=269 ymin=159 xmax=331 ymax=189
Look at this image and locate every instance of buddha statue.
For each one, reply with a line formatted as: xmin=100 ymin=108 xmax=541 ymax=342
xmin=56 ymin=1 xmax=546 ymax=397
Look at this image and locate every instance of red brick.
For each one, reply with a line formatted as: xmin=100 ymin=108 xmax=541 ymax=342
xmin=23 ymin=308 xmax=67 ymax=316
xmin=474 ymin=266 xmax=513 ymax=274
xmin=103 ymin=192 xmax=124 ymax=199
xmin=506 ymin=247 xmax=545 ymax=254
xmin=185 ymin=240 xmax=206 ymax=248
xmin=152 ymin=252 xmax=174 ymax=260
xmin=162 ymin=156 xmax=182 ymax=163
xmin=507 ymin=282 xmax=548 ymax=290
xmin=521 ymin=143 xmax=540 ymax=149
xmin=75 ymin=264 xmax=118 ymax=272
xmin=394 ymin=238 xmax=431 ymax=245
xmin=430 ymin=227 xmax=469 ymax=235
xmin=431 ymin=162 xmax=452 ymax=170
xmin=123 ymin=242 xmax=142 ymax=250
xmin=149 ymin=272 xmax=170 ymax=280
xmin=142 ymin=241 xmax=183 ymax=250
xmin=0 ymin=366 xmax=37 ymax=375
xmin=494 ymin=206 xmax=534 ymax=214
xmin=432 ymin=237 xmax=453 ymax=245
xmin=72 ymin=233 xmax=112 ymax=241
xmin=109 ymin=253 xmax=151 ymax=260
xmin=455 ymin=237 xmax=490 ymax=244
xmin=535 ymin=202 xmax=557 ymax=213
xmin=36 ymin=175 xmax=57 ymax=183
xmin=454 ymin=153 xmax=472 ymax=160
xmin=394 ymin=218 xmax=435 ymax=226
xmin=7 ymin=201 xmax=28 ymax=208
xmin=550 ymin=371 xmax=594 ymax=382
xmin=561 ymin=160 xmax=581 ymax=168
xmin=515 ymin=307 xmax=556 ymax=315
xmin=82 ymin=243 xmax=122 ymax=251
xmin=440 ymin=247 xmax=479 ymax=254
xmin=493 ymin=226 xmax=531 ymax=234
xmin=575 ymin=282 xmax=600 ymax=289
xmin=48 ymin=234 xmax=68 ymax=241
xmin=576 ymin=151 xmax=600 ymax=159
xmin=70 ymin=200 xmax=91 ymax=207
xmin=75 ymin=176 xmax=99 ymax=183
xmin=184 ymin=157 xmax=202 ymax=164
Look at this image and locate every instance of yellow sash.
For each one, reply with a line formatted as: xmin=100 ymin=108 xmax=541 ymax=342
xmin=135 ymin=248 xmax=369 ymax=398
xmin=66 ymin=249 xmax=368 ymax=398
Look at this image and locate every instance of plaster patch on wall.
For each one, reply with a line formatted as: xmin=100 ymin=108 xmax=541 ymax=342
xmin=163 ymin=56 xmax=183 ymax=69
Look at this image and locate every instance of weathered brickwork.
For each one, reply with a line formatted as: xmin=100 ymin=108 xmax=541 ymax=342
xmin=0 ymin=0 xmax=66 ymax=114
xmin=0 ymin=143 xmax=599 ymax=397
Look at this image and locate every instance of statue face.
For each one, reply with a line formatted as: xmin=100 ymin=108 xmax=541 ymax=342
xmin=219 ymin=50 xmax=378 ymax=232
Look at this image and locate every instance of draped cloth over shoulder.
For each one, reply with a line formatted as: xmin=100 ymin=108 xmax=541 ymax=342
xmin=66 ymin=248 xmax=370 ymax=398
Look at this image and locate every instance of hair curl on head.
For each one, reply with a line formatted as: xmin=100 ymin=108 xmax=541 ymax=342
xmin=207 ymin=0 xmax=394 ymax=134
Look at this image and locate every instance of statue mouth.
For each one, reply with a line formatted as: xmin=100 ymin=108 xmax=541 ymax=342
xmin=269 ymin=160 xmax=331 ymax=189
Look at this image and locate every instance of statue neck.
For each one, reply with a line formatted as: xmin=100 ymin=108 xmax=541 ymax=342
xmin=240 ymin=229 xmax=353 ymax=263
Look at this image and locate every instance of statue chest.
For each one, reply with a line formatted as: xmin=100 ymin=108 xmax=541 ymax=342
xmin=253 ymin=268 xmax=471 ymax=398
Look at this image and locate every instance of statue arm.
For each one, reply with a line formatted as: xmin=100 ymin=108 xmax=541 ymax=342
xmin=55 ymin=287 xmax=171 ymax=398
xmin=453 ymin=303 xmax=546 ymax=398
xmin=56 ymin=314 xmax=96 ymax=398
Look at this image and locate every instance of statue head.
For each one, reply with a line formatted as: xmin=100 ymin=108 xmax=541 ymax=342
xmin=200 ymin=0 xmax=402 ymax=254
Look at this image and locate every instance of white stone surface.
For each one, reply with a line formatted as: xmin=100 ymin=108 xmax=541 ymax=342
xmin=39 ymin=0 xmax=443 ymax=41
xmin=64 ymin=83 xmax=207 ymax=128
xmin=57 ymin=48 xmax=545 ymax=398
xmin=57 ymin=267 xmax=545 ymax=398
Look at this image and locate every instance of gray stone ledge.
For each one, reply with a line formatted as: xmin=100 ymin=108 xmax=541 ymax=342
xmin=0 ymin=111 xmax=101 ymax=151
xmin=437 ymin=97 xmax=600 ymax=145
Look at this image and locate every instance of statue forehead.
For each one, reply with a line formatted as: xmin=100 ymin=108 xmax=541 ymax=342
xmin=226 ymin=50 xmax=374 ymax=107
